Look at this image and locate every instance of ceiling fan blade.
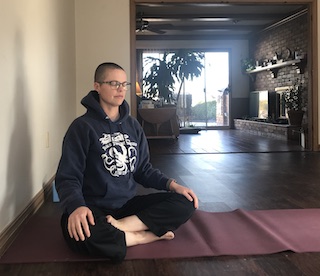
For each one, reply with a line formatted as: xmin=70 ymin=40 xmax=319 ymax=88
xmin=146 ymin=26 xmax=166 ymax=34
xmin=136 ymin=14 xmax=172 ymax=34
xmin=136 ymin=19 xmax=148 ymax=31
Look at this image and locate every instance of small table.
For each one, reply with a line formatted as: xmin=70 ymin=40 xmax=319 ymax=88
xmin=138 ymin=107 xmax=178 ymax=139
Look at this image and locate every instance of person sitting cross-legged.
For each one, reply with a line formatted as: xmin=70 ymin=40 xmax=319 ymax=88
xmin=55 ymin=62 xmax=198 ymax=263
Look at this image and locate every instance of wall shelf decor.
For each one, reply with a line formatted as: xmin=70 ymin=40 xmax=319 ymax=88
xmin=247 ymin=58 xmax=306 ymax=79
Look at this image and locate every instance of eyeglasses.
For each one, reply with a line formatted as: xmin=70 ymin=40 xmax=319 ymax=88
xmin=99 ymin=81 xmax=131 ymax=90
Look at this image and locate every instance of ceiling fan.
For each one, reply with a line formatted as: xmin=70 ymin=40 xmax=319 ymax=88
xmin=136 ymin=17 xmax=171 ymax=34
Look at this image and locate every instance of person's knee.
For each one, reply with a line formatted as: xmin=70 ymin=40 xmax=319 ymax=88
xmin=86 ymin=236 xmax=126 ymax=262
xmin=171 ymin=193 xmax=196 ymax=216
xmin=176 ymin=193 xmax=196 ymax=208
xmin=61 ymin=214 xmax=127 ymax=262
xmin=86 ymin=218 xmax=127 ymax=262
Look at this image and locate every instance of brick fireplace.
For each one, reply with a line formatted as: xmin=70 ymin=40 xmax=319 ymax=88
xmin=234 ymin=119 xmax=300 ymax=141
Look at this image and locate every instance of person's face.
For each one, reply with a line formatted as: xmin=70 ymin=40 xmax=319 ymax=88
xmin=94 ymin=68 xmax=128 ymax=108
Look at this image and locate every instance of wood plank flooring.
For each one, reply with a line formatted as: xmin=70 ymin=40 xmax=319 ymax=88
xmin=148 ymin=130 xmax=304 ymax=154
xmin=1 ymin=130 xmax=320 ymax=276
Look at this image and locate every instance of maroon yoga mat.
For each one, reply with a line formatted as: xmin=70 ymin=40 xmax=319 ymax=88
xmin=1 ymin=208 xmax=320 ymax=263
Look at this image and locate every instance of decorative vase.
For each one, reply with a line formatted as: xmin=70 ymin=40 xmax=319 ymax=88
xmin=287 ymin=110 xmax=304 ymax=126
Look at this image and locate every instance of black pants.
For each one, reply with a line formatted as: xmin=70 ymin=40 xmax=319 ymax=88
xmin=60 ymin=192 xmax=196 ymax=262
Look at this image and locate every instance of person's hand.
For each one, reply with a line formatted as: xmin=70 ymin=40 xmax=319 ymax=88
xmin=68 ymin=206 xmax=95 ymax=241
xmin=169 ymin=180 xmax=199 ymax=209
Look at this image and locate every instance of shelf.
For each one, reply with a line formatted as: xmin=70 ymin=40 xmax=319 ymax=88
xmin=246 ymin=58 xmax=306 ymax=79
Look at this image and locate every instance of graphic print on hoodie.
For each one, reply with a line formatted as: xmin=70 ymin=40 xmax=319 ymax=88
xmin=99 ymin=132 xmax=137 ymax=177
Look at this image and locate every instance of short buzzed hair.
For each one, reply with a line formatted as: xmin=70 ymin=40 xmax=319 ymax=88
xmin=94 ymin=62 xmax=125 ymax=82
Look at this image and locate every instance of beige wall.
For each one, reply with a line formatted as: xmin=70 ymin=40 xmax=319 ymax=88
xmin=0 ymin=0 xmax=131 ymax=236
xmin=0 ymin=0 xmax=76 ymax=233
xmin=75 ymin=0 xmax=131 ymax=115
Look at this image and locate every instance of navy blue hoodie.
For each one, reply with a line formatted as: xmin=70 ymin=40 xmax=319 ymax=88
xmin=56 ymin=91 xmax=171 ymax=215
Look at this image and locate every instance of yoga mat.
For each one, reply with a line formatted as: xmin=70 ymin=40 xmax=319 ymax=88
xmin=1 ymin=208 xmax=320 ymax=263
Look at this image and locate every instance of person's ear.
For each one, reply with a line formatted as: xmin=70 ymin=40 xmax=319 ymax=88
xmin=94 ymin=82 xmax=100 ymax=91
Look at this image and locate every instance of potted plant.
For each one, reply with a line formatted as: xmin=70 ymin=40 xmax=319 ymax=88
xmin=170 ymin=50 xmax=204 ymax=103
xmin=143 ymin=50 xmax=204 ymax=104
xmin=284 ymin=79 xmax=305 ymax=126
xmin=240 ymin=58 xmax=255 ymax=72
xmin=143 ymin=52 xmax=175 ymax=103
xmin=141 ymin=50 xmax=204 ymax=136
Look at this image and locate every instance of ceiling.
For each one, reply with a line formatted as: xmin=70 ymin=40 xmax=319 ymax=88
xmin=136 ymin=3 xmax=308 ymax=40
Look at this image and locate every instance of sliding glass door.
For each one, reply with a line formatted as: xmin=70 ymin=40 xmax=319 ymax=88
xmin=177 ymin=51 xmax=230 ymax=129
xmin=141 ymin=50 xmax=230 ymax=129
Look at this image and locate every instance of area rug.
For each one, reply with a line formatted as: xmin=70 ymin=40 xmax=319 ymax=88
xmin=1 ymin=208 xmax=320 ymax=263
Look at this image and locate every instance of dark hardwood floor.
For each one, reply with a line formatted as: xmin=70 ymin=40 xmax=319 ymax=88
xmin=148 ymin=130 xmax=304 ymax=154
xmin=2 ymin=130 xmax=320 ymax=276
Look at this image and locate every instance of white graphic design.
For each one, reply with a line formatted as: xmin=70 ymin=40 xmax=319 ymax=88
xmin=99 ymin=132 xmax=137 ymax=177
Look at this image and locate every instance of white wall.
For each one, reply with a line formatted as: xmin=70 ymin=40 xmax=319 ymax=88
xmin=75 ymin=0 xmax=131 ymax=116
xmin=0 ymin=0 xmax=76 ymax=233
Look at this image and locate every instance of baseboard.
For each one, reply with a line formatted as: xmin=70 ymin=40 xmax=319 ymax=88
xmin=0 ymin=175 xmax=55 ymax=257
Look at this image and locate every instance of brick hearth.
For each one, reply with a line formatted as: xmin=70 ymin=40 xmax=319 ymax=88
xmin=234 ymin=119 xmax=300 ymax=140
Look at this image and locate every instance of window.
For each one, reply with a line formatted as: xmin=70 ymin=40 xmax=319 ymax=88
xmin=140 ymin=50 xmax=230 ymax=129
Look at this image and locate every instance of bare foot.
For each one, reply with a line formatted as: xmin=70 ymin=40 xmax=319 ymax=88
xmin=106 ymin=215 xmax=175 ymax=246
xmin=162 ymin=231 xmax=175 ymax=240
xmin=125 ymin=230 xmax=175 ymax=247
xmin=106 ymin=215 xmax=120 ymax=229
xmin=106 ymin=215 xmax=148 ymax=232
